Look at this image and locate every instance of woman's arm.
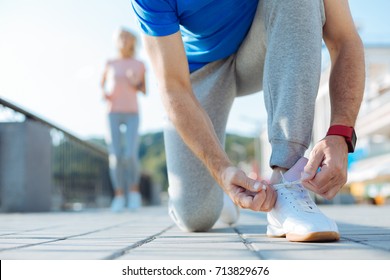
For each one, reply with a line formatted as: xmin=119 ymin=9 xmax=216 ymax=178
xmin=101 ymin=62 xmax=110 ymax=100
xmin=137 ymin=71 xmax=146 ymax=94
xmin=126 ymin=65 xmax=146 ymax=94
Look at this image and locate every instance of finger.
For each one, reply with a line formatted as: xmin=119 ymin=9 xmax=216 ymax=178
xmin=251 ymin=190 xmax=267 ymax=211
xmin=317 ymin=175 xmax=345 ymax=200
xmin=256 ymin=183 xmax=274 ymax=211
xmin=311 ymin=162 xmax=346 ymax=191
xmin=305 ymin=172 xmax=344 ymax=200
xmin=302 ymin=149 xmax=324 ymax=182
xmin=261 ymin=187 xmax=277 ymax=211
xmin=249 ymin=183 xmax=276 ymax=212
xmin=248 ymin=171 xmax=258 ymax=180
xmin=321 ymin=187 xmax=338 ymax=200
xmin=301 ymin=179 xmax=320 ymax=194
xmin=235 ymin=191 xmax=254 ymax=209
xmin=322 ymin=186 xmax=341 ymax=200
xmin=234 ymin=171 xmax=266 ymax=193
xmin=316 ymin=176 xmax=336 ymax=196
xmin=308 ymin=165 xmax=333 ymax=189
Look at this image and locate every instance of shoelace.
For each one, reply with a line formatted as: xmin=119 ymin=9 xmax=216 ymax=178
xmin=272 ymin=173 xmax=317 ymax=213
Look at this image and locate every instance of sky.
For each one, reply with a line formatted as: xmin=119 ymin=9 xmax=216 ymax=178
xmin=1 ymin=0 xmax=390 ymax=140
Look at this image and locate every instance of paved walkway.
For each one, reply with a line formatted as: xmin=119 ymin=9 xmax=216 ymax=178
xmin=0 ymin=205 xmax=390 ymax=260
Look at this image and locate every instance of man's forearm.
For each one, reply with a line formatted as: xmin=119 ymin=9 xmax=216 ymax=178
xmin=329 ymin=39 xmax=365 ymax=126
xmin=162 ymin=89 xmax=232 ymax=186
xmin=142 ymin=32 xmax=233 ymax=188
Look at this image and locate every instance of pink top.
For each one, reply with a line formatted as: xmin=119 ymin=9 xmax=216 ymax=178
xmin=105 ymin=58 xmax=145 ymax=113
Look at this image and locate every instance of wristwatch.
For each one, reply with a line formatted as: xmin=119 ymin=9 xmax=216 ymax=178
xmin=326 ymin=125 xmax=357 ymax=153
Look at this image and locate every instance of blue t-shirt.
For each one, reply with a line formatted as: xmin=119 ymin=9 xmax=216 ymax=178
xmin=131 ymin=0 xmax=259 ymax=72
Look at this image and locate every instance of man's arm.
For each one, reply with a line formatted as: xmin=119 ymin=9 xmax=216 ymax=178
xmin=302 ymin=0 xmax=365 ymax=199
xmin=142 ymin=32 xmax=276 ymax=211
xmin=323 ymin=0 xmax=365 ymax=126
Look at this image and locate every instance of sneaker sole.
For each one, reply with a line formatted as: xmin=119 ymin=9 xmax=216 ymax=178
xmin=267 ymin=231 xmax=340 ymax=242
xmin=287 ymin=231 xmax=340 ymax=242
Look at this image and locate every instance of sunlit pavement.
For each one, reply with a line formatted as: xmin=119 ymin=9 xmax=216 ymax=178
xmin=0 ymin=205 xmax=389 ymax=260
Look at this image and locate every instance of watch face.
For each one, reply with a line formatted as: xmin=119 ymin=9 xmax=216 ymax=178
xmin=351 ymin=129 xmax=357 ymax=151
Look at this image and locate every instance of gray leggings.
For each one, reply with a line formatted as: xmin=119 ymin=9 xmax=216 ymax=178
xmin=166 ymin=0 xmax=326 ymax=232
xmin=107 ymin=112 xmax=140 ymax=191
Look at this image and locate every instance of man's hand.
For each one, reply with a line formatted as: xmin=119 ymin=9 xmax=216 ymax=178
xmin=301 ymin=136 xmax=348 ymax=200
xmin=221 ymin=166 xmax=276 ymax=211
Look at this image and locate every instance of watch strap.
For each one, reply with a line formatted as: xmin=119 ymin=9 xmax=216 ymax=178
xmin=326 ymin=125 xmax=356 ymax=153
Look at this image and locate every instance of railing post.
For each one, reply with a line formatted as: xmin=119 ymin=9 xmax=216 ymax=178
xmin=0 ymin=119 xmax=52 ymax=212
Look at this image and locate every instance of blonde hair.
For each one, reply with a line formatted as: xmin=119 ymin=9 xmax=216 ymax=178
xmin=114 ymin=28 xmax=137 ymax=58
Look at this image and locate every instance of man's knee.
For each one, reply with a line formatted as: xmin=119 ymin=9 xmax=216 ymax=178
xmin=169 ymin=199 xmax=223 ymax=232
xmin=171 ymin=208 xmax=221 ymax=232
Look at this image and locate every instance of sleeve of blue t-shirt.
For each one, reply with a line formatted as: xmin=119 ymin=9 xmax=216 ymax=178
xmin=131 ymin=0 xmax=180 ymax=36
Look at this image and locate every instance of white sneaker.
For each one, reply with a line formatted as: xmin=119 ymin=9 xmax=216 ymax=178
xmin=128 ymin=192 xmax=142 ymax=211
xmin=219 ymin=193 xmax=240 ymax=225
xmin=267 ymin=157 xmax=340 ymax=242
xmin=111 ymin=195 xmax=125 ymax=213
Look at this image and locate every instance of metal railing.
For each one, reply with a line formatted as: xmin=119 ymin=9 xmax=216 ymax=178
xmin=0 ymin=97 xmax=112 ymax=211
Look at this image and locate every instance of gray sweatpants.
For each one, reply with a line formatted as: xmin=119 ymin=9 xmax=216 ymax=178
xmin=107 ymin=112 xmax=140 ymax=191
xmin=165 ymin=0 xmax=326 ymax=232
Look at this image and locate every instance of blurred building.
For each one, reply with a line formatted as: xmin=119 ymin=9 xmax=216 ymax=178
xmin=260 ymin=44 xmax=390 ymax=204
xmin=347 ymin=45 xmax=390 ymax=204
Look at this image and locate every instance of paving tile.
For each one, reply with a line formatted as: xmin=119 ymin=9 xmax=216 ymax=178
xmin=251 ymin=240 xmax=390 ymax=259
xmin=361 ymin=241 xmax=390 ymax=251
xmin=0 ymin=205 xmax=390 ymax=260
xmin=0 ymin=239 xmax=55 ymax=250
xmin=0 ymin=248 xmax=113 ymax=260
xmin=118 ymin=242 xmax=258 ymax=260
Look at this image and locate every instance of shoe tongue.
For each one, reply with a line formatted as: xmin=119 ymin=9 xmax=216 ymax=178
xmin=283 ymin=157 xmax=308 ymax=182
